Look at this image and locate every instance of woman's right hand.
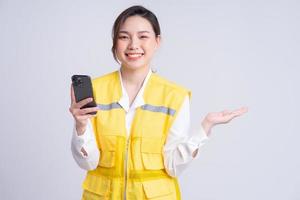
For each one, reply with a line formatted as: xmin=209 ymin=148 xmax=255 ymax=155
xmin=69 ymin=84 xmax=99 ymax=135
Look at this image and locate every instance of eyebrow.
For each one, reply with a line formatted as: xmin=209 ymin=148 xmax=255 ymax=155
xmin=118 ymin=30 xmax=151 ymax=34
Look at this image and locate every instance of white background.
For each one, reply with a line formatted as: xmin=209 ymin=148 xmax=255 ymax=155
xmin=1 ymin=0 xmax=299 ymax=199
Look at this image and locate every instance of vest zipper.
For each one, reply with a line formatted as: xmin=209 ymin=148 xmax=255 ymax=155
xmin=123 ymin=137 xmax=130 ymax=200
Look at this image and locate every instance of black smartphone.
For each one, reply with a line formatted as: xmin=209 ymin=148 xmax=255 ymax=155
xmin=71 ymin=75 xmax=97 ymax=115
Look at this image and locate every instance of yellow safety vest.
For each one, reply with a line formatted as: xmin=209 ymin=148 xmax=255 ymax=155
xmin=81 ymin=70 xmax=191 ymax=200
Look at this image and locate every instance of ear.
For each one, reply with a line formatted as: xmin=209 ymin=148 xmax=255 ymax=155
xmin=155 ymin=35 xmax=161 ymax=50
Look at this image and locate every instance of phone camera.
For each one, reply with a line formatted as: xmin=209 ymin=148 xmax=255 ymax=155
xmin=73 ymin=77 xmax=83 ymax=87
xmin=77 ymin=78 xmax=83 ymax=85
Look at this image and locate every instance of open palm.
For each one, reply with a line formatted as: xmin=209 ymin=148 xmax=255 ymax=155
xmin=206 ymin=106 xmax=248 ymax=125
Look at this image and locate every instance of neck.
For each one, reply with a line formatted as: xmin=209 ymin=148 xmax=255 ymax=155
xmin=120 ymin=65 xmax=150 ymax=87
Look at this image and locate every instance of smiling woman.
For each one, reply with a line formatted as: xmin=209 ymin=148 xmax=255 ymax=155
xmin=114 ymin=15 xmax=160 ymax=71
xmin=111 ymin=6 xmax=161 ymax=68
xmin=69 ymin=5 xmax=248 ymax=200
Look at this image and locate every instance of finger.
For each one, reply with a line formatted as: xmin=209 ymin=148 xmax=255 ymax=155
xmin=222 ymin=109 xmax=232 ymax=116
xmin=76 ymin=113 xmax=97 ymax=121
xmin=226 ymin=111 xmax=246 ymax=122
xmin=74 ymin=98 xmax=94 ymax=109
xmin=70 ymin=84 xmax=76 ymax=104
xmin=86 ymin=113 xmax=98 ymax=118
xmin=71 ymin=105 xmax=98 ymax=116
xmin=232 ymin=107 xmax=248 ymax=116
xmin=78 ymin=106 xmax=99 ymax=115
xmin=240 ymin=106 xmax=248 ymax=113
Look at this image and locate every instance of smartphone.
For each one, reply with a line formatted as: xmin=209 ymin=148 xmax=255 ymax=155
xmin=71 ymin=75 xmax=97 ymax=115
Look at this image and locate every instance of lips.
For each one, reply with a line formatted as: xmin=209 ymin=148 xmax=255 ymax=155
xmin=125 ymin=52 xmax=144 ymax=59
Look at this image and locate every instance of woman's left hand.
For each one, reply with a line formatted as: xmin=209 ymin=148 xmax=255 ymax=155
xmin=202 ymin=106 xmax=248 ymax=136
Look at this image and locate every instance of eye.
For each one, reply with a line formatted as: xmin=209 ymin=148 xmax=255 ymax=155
xmin=140 ymin=35 xmax=149 ymax=39
xmin=118 ymin=35 xmax=128 ymax=40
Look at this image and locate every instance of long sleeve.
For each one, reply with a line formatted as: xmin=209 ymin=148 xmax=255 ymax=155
xmin=70 ymin=119 xmax=100 ymax=170
xmin=163 ymin=95 xmax=210 ymax=177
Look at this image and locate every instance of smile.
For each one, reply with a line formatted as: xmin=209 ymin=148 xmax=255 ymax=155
xmin=125 ymin=53 xmax=144 ymax=59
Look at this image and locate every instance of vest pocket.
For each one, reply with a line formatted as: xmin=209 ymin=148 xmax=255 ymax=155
xmin=82 ymin=174 xmax=111 ymax=197
xmin=99 ymin=135 xmax=117 ymax=168
xmin=141 ymin=137 xmax=164 ymax=170
xmin=142 ymin=178 xmax=174 ymax=199
xmin=99 ymin=150 xmax=115 ymax=168
xmin=100 ymin=135 xmax=117 ymax=151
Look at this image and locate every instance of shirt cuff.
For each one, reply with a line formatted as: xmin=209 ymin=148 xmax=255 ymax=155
xmin=72 ymin=119 xmax=92 ymax=153
xmin=188 ymin=124 xmax=210 ymax=159
xmin=191 ymin=125 xmax=209 ymax=146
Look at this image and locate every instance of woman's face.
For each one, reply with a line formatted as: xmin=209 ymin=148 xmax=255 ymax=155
xmin=115 ymin=16 xmax=160 ymax=71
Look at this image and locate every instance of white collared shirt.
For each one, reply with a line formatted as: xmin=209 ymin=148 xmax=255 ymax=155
xmin=71 ymin=68 xmax=209 ymax=177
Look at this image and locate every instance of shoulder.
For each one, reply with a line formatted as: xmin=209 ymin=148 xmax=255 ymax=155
xmin=151 ymin=72 xmax=191 ymax=96
xmin=92 ymin=70 xmax=118 ymax=86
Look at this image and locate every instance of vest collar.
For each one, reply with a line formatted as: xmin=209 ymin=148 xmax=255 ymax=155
xmin=117 ymin=68 xmax=152 ymax=113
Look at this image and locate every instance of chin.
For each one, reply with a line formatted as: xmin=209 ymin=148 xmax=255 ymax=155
xmin=121 ymin=61 xmax=148 ymax=71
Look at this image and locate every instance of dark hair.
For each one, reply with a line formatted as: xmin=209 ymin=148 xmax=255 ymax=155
xmin=111 ymin=5 xmax=161 ymax=63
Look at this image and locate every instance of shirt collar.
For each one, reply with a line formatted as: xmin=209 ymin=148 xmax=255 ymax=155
xmin=118 ymin=68 xmax=152 ymax=112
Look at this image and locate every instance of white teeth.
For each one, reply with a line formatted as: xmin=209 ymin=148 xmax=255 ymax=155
xmin=127 ymin=54 xmax=143 ymax=58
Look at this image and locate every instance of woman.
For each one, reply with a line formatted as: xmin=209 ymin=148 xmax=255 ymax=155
xmin=69 ymin=5 xmax=248 ymax=200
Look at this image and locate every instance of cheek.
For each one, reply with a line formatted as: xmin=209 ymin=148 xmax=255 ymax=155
xmin=144 ymin=42 xmax=157 ymax=55
xmin=115 ymin=44 xmax=126 ymax=57
xmin=116 ymin=41 xmax=127 ymax=51
xmin=145 ymin=39 xmax=158 ymax=49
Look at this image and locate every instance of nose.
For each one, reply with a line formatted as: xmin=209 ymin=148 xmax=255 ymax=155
xmin=128 ymin=36 xmax=139 ymax=50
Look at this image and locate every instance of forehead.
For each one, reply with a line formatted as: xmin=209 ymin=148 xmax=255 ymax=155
xmin=119 ymin=16 xmax=154 ymax=33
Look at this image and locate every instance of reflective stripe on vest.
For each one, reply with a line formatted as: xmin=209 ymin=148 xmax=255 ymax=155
xmin=141 ymin=104 xmax=176 ymax=116
xmin=97 ymin=102 xmax=122 ymax=110
xmin=97 ymin=103 xmax=176 ymax=116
